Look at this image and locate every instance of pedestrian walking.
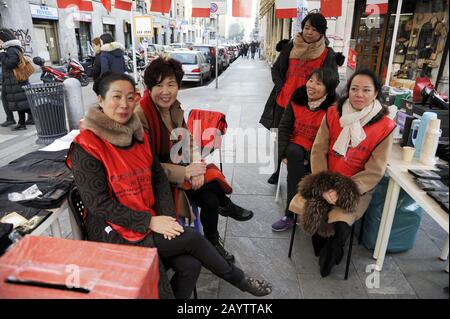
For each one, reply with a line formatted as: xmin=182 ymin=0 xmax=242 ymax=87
xmin=250 ymin=41 xmax=257 ymax=59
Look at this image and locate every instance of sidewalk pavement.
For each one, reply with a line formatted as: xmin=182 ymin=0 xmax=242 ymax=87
xmin=0 ymin=58 xmax=448 ymax=299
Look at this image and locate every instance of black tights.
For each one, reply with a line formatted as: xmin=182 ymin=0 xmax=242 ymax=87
xmin=17 ymin=110 xmax=32 ymax=125
xmin=187 ymin=181 xmax=231 ymax=243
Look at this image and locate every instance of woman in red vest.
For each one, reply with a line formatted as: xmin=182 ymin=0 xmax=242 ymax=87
xmin=135 ymin=57 xmax=253 ymax=264
xmin=260 ymin=13 xmax=339 ymax=184
xmin=68 ymin=73 xmax=272 ymax=298
xmin=271 ymin=67 xmax=339 ymax=232
xmin=289 ymin=69 xmax=396 ymax=277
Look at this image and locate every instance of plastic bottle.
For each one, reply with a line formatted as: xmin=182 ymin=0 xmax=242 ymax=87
xmin=419 ymin=118 xmax=441 ymax=166
xmin=411 ymin=111 xmax=437 ymax=158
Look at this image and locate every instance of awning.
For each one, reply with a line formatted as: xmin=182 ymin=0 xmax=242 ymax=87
xmin=259 ymin=0 xmax=275 ymax=17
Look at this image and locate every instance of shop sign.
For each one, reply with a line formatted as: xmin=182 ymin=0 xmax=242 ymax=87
xmin=30 ymin=4 xmax=59 ymax=20
xmin=134 ymin=16 xmax=153 ymax=37
xmin=348 ymin=48 xmax=357 ymax=70
xmin=102 ymin=16 xmax=116 ymax=25
xmin=73 ymin=12 xmax=92 ymax=22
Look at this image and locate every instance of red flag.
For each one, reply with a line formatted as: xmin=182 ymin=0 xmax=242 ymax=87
xmin=192 ymin=0 xmax=211 ymax=18
xmin=150 ymin=0 xmax=172 ymax=14
xmin=365 ymin=0 xmax=388 ymax=15
xmin=101 ymin=0 xmax=111 ymax=12
xmin=275 ymin=0 xmax=297 ymax=19
xmin=115 ymin=0 xmax=133 ymax=11
xmin=320 ymin=0 xmax=342 ymax=17
xmin=232 ymin=0 xmax=252 ymax=18
xmin=56 ymin=0 xmax=93 ymax=11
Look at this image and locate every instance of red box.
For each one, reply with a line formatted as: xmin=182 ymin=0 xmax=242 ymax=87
xmin=0 ymin=236 xmax=159 ymax=299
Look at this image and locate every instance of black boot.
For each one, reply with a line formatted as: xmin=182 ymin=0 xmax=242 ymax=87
xmin=1 ymin=120 xmax=16 ymax=127
xmin=208 ymin=234 xmax=235 ymax=264
xmin=312 ymin=233 xmax=328 ymax=257
xmin=318 ymin=222 xmax=351 ymax=277
xmin=267 ymin=170 xmax=279 ymax=184
xmin=238 ymin=276 xmax=272 ymax=296
xmin=218 ymin=201 xmax=253 ymax=221
xmin=11 ymin=124 xmax=26 ymax=131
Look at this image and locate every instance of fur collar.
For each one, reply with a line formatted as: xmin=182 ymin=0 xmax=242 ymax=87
xmin=83 ymin=106 xmax=144 ymax=147
xmin=290 ymin=33 xmax=326 ymax=60
xmin=100 ymin=42 xmax=125 ymax=53
xmin=1 ymin=39 xmax=22 ymax=50
xmin=291 ymin=86 xmax=336 ymax=112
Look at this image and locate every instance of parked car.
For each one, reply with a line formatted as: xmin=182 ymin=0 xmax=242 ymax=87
xmin=169 ymin=43 xmax=187 ymax=50
xmin=170 ymin=50 xmax=211 ymax=86
xmin=191 ymin=44 xmax=217 ymax=76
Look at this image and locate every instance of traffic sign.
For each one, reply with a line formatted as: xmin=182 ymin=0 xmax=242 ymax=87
xmin=211 ymin=1 xmax=227 ymax=15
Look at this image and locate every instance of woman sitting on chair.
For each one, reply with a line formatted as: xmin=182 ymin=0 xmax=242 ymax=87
xmin=67 ymin=72 xmax=272 ymax=298
xmin=135 ymin=57 xmax=253 ymax=264
xmin=289 ymin=69 xmax=396 ymax=277
xmin=272 ymin=67 xmax=339 ymax=232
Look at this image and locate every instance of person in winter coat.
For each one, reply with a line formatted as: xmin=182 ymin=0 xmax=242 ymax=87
xmin=250 ymin=41 xmax=257 ymax=59
xmin=289 ymin=69 xmax=396 ymax=277
xmin=0 ymin=28 xmax=33 ymax=130
xmin=91 ymin=37 xmax=102 ymax=81
xmin=68 ymin=72 xmax=272 ymax=299
xmin=135 ymin=57 xmax=254 ymax=265
xmin=99 ymin=33 xmax=126 ymax=76
xmin=260 ymin=13 xmax=339 ymax=185
xmin=271 ymin=67 xmax=339 ymax=232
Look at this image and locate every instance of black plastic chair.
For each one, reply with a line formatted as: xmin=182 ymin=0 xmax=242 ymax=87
xmin=288 ymin=214 xmax=365 ymax=280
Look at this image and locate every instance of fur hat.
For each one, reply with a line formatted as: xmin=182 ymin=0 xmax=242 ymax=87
xmin=298 ymin=172 xmax=360 ymax=236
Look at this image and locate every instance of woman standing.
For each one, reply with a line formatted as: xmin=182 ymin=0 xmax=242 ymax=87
xmin=0 ymin=28 xmax=33 ymax=130
xmin=289 ymin=69 xmax=396 ymax=277
xmin=271 ymin=67 xmax=339 ymax=232
xmin=68 ymin=72 xmax=272 ymax=298
xmin=91 ymin=37 xmax=102 ymax=82
xmin=99 ymin=33 xmax=126 ymax=76
xmin=260 ymin=13 xmax=339 ymax=184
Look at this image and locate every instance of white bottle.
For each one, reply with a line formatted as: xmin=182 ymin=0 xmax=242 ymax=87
xmin=419 ymin=119 xmax=441 ymax=166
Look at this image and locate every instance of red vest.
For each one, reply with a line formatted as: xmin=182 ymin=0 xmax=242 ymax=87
xmin=326 ymin=106 xmax=396 ymax=177
xmin=276 ymin=48 xmax=329 ymax=109
xmin=70 ymin=130 xmax=156 ymax=242
xmin=289 ymin=102 xmax=327 ymax=151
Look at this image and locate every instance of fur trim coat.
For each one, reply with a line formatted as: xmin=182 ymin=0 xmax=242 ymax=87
xmin=100 ymin=41 xmax=126 ymax=76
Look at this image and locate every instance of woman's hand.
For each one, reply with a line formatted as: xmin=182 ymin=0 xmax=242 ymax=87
xmin=185 ymin=162 xmax=206 ymax=180
xmin=190 ymin=174 xmax=205 ymax=190
xmin=150 ymin=216 xmax=184 ymax=240
xmin=323 ymin=189 xmax=338 ymax=205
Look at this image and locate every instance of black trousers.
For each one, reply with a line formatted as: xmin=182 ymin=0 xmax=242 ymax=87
xmin=153 ymin=227 xmax=244 ymax=298
xmin=272 ymin=104 xmax=286 ymax=175
xmin=187 ymin=181 xmax=231 ymax=243
xmin=285 ymin=143 xmax=310 ymax=218
xmin=1 ymin=90 xmax=14 ymax=121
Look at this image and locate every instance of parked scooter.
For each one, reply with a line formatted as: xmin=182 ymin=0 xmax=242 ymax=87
xmin=124 ymin=49 xmax=147 ymax=73
xmin=32 ymin=56 xmax=89 ymax=87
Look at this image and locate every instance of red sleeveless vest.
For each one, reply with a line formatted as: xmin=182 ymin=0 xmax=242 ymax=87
xmin=276 ymin=48 xmax=329 ymax=109
xmin=326 ymin=106 xmax=396 ymax=177
xmin=289 ymin=102 xmax=327 ymax=151
xmin=70 ymin=130 xmax=156 ymax=242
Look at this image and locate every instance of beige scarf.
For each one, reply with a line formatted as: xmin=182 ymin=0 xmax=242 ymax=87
xmin=289 ymin=33 xmax=326 ymax=60
xmin=308 ymin=95 xmax=327 ymax=110
xmin=83 ymin=106 xmax=144 ymax=147
xmin=332 ymin=99 xmax=383 ymax=156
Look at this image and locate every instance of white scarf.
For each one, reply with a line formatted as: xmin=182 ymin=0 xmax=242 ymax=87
xmin=308 ymin=95 xmax=327 ymax=110
xmin=332 ymin=99 xmax=383 ymax=156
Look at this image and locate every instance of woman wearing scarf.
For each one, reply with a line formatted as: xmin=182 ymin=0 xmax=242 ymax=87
xmin=271 ymin=67 xmax=339 ymax=232
xmin=289 ymin=69 xmax=396 ymax=277
xmin=135 ymin=57 xmax=254 ymax=265
xmin=260 ymin=13 xmax=339 ymax=185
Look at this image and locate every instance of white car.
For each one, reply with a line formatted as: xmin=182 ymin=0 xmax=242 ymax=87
xmin=170 ymin=50 xmax=211 ymax=86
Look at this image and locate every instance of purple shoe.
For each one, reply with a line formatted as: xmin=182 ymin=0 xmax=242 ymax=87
xmin=271 ymin=216 xmax=294 ymax=232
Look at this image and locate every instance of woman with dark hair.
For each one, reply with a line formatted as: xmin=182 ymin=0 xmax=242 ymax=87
xmin=68 ymin=72 xmax=272 ymax=299
xmin=135 ymin=57 xmax=255 ymax=264
xmin=99 ymin=33 xmax=126 ymax=76
xmin=91 ymin=37 xmax=102 ymax=81
xmin=260 ymin=13 xmax=339 ymax=184
xmin=271 ymin=67 xmax=339 ymax=232
xmin=0 ymin=28 xmax=33 ymax=130
xmin=289 ymin=69 xmax=396 ymax=277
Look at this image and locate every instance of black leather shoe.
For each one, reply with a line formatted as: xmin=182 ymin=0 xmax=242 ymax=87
xmin=214 ymin=242 xmax=235 ymax=264
xmin=1 ymin=120 xmax=16 ymax=127
xmin=25 ymin=118 xmax=35 ymax=125
xmin=267 ymin=171 xmax=279 ymax=184
xmin=11 ymin=124 xmax=27 ymax=131
xmin=219 ymin=202 xmax=254 ymax=221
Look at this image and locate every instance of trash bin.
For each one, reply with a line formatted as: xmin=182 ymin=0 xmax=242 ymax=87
xmin=23 ymin=83 xmax=68 ymax=145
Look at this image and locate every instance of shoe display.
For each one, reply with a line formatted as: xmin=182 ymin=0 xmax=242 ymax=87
xmin=1 ymin=120 xmax=16 ymax=127
xmin=271 ymin=216 xmax=294 ymax=232
xmin=218 ymin=202 xmax=254 ymax=221
xmin=214 ymin=241 xmax=235 ymax=264
xmin=267 ymin=171 xmax=279 ymax=184
xmin=11 ymin=124 xmax=27 ymax=131
xmin=238 ymin=276 xmax=272 ymax=296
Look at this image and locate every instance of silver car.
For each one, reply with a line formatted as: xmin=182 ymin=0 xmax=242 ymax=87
xmin=170 ymin=50 xmax=211 ymax=86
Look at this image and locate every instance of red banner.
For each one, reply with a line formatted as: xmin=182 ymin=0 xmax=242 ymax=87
xmin=347 ymin=48 xmax=357 ymax=70
xmin=320 ymin=0 xmax=342 ymax=17
xmin=101 ymin=0 xmax=111 ymax=12
xmin=192 ymin=0 xmax=211 ymax=17
xmin=232 ymin=0 xmax=252 ymax=17
xmin=56 ymin=0 xmax=93 ymax=11
xmin=150 ymin=0 xmax=172 ymax=14
xmin=115 ymin=0 xmax=133 ymax=11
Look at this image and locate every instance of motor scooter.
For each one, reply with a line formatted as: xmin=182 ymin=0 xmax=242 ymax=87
xmin=32 ymin=56 xmax=89 ymax=86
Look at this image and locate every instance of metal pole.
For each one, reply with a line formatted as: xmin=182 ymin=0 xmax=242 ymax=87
xmin=216 ymin=14 xmax=219 ymax=89
xmin=385 ymin=0 xmax=403 ymax=87
xmin=130 ymin=9 xmax=138 ymax=83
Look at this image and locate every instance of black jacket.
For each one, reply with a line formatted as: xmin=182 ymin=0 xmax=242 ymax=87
xmin=259 ymin=40 xmax=338 ymax=130
xmin=91 ymin=53 xmax=101 ymax=81
xmin=0 ymin=40 xmax=30 ymax=112
xmin=99 ymin=42 xmax=126 ymax=76
xmin=278 ymin=86 xmax=336 ymax=161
